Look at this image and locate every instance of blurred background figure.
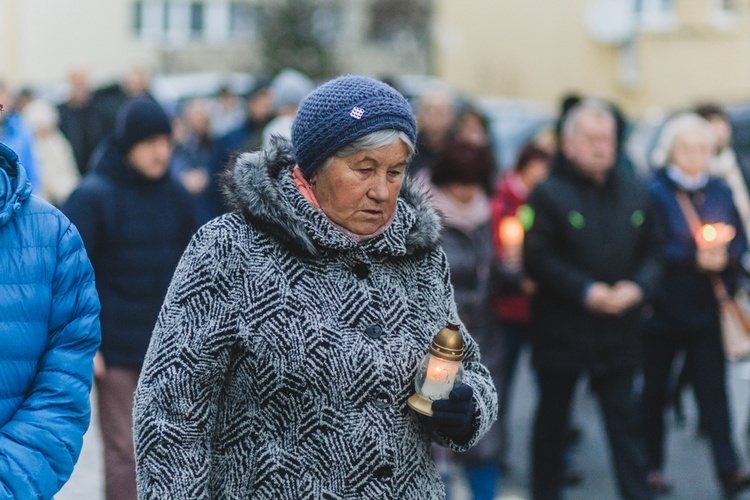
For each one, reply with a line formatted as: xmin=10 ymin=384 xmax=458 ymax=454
xmin=22 ymin=98 xmax=80 ymax=206
xmin=454 ymin=105 xmax=492 ymax=148
xmin=694 ymin=103 xmax=750 ymax=240
xmin=209 ymin=84 xmax=246 ymax=137
xmin=0 ymin=82 xmax=40 ymax=191
xmin=63 ymin=96 xmax=196 ymax=500
xmin=171 ymin=97 xmax=216 ymax=226
xmin=57 ymin=66 xmax=106 ymax=175
xmin=642 ymin=112 xmax=750 ymax=498
xmin=411 ymin=84 xmax=457 ymax=177
xmin=92 ymin=66 xmax=154 ymax=140
xmin=489 ymin=141 xmax=550 ymax=473
xmin=261 ymin=68 xmax=315 ymax=148
xmin=426 ymin=138 xmax=502 ymax=500
xmin=209 ymin=79 xmax=274 ymax=214
xmin=524 ymin=99 xmax=661 ymax=500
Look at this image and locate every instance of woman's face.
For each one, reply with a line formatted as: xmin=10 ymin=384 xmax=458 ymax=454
xmin=310 ymin=140 xmax=409 ymax=235
xmin=519 ymin=159 xmax=549 ymax=191
xmin=671 ymin=129 xmax=712 ymax=176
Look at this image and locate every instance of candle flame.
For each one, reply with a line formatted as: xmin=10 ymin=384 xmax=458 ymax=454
xmin=702 ymin=224 xmax=717 ymax=243
xmin=498 ymin=216 xmax=524 ymax=246
xmin=697 ymin=223 xmax=736 ymax=249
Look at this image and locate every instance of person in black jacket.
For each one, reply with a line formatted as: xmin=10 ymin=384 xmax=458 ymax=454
xmin=524 ymin=99 xmax=662 ymax=500
xmin=63 ymin=97 xmax=196 ymax=500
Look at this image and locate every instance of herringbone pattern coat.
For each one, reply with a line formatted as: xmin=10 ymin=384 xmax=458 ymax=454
xmin=133 ymin=143 xmax=498 ymax=499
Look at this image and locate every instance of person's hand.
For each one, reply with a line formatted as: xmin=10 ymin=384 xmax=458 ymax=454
xmin=520 ymin=278 xmax=537 ymax=295
xmin=584 ymin=282 xmax=619 ymax=315
xmin=585 ymin=281 xmax=643 ymax=316
xmin=431 ymin=384 xmax=474 ymax=440
xmin=180 ymin=168 xmax=209 ymax=195
xmin=501 ymin=246 xmax=522 ymax=271
xmin=610 ymin=280 xmax=644 ymax=312
xmin=697 ymin=246 xmax=729 ymax=273
xmin=93 ymin=351 xmax=106 ymax=380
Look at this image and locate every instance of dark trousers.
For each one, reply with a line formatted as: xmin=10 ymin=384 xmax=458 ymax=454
xmin=641 ymin=329 xmax=738 ymax=477
xmin=531 ymin=368 xmax=652 ymax=500
xmin=97 ymin=366 xmax=141 ymax=500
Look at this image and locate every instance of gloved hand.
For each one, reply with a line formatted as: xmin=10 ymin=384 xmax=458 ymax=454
xmin=431 ymin=383 xmax=474 ymax=440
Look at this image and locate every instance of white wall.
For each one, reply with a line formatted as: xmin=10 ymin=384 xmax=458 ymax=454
xmin=4 ymin=0 xmax=158 ymax=87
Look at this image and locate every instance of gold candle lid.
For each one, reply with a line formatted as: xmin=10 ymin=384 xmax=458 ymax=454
xmin=429 ymin=320 xmax=464 ymax=361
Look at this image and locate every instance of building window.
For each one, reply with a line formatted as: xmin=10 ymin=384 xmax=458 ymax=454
xmin=711 ymin=0 xmax=737 ymax=28
xmin=368 ymin=0 xmax=430 ymax=44
xmin=230 ymin=2 xmax=260 ymax=40
xmin=133 ymin=1 xmax=143 ymax=35
xmin=190 ymin=3 xmax=205 ymax=37
xmin=134 ymin=0 xmax=167 ymax=41
xmin=635 ymin=0 xmax=677 ymax=31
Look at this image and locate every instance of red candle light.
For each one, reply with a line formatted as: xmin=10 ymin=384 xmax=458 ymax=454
xmin=498 ymin=216 xmax=524 ymax=249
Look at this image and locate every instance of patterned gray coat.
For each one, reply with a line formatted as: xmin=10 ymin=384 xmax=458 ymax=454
xmin=133 ymin=143 xmax=498 ymax=499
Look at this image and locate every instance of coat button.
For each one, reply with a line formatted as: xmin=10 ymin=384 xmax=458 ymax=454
xmin=374 ymin=465 xmax=393 ymax=481
xmin=352 ymin=262 xmax=369 ymax=279
xmin=373 ymin=392 xmax=392 ymax=408
xmin=364 ymin=325 xmax=383 ymax=339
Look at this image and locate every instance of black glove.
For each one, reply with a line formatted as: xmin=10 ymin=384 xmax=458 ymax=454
xmin=431 ymin=383 xmax=474 ymax=440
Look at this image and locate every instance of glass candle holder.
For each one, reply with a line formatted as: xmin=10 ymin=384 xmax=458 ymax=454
xmin=407 ymin=320 xmax=465 ymax=416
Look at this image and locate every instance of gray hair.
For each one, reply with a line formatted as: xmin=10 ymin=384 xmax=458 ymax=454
xmin=651 ymin=112 xmax=716 ymax=167
xmin=319 ymin=130 xmax=415 ymax=172
xmin=561 ymin=99 xmax=616 ymax=140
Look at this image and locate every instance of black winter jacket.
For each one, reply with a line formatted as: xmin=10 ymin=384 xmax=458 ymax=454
xmin=63 ymin=138 xmax=196 ymax=366
xmin=523 ymin=154 xmax=662 ymax=373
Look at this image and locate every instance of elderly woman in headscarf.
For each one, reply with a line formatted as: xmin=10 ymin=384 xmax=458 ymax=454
xmin=133 ymin=75 xmax=498 ymax=499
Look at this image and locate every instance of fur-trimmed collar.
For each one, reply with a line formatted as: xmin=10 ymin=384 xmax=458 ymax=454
xmin=221 ymin=140 xmax=442 ymax=258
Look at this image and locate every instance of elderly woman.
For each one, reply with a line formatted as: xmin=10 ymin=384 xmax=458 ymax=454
xmin=133 ymin=75 xmax=497 ymax=498
xmin=642 ymin=112 xmax=750 ymax=497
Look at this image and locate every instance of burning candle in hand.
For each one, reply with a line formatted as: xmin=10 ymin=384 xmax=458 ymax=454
xmin=498 ymin=216 xmax=524 ymax=249
xmin=696 ymin=223 xmax=736 ymax=250
xmin=407 ymin=320 xmax=465 ymax=416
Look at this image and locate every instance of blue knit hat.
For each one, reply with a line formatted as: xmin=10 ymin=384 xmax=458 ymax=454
xmin=114 ymin=96 xmax=172 ymax=153
xmin=291 ymin=75 xmax=417 ymax=178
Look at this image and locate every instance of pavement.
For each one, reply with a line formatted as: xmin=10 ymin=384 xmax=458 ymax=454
xmin=57 ymin=351 xmax=750 ymax=500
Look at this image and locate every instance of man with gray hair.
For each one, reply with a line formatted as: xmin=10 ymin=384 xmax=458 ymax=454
xmin=523 ymin=99 xmax=662 ymax=499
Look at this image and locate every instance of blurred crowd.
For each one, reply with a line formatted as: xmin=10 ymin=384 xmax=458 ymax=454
xmin=4 ymin=64 xmax=750 ymax=500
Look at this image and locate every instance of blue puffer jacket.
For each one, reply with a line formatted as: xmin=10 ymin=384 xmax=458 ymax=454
xmin=0 ymin=142 xmax=101 ymax=499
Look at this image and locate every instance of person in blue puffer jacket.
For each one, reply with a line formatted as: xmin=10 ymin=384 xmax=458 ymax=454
xmin=0 ymin=140 xmax=101 ymax=499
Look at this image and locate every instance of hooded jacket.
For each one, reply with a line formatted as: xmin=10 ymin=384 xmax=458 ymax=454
xmin=0 ymin=142 xmax=100 ymax=499
xmin=523 ymin=153 xmax=662 ymax=373
xmin=134 ymin=142 xmax=498 ymax=499
xmin=63 ymin=138 xmax=196 ymax=367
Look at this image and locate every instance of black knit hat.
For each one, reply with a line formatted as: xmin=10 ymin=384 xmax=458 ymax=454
xmin=114 ymin=96 xmax=172 ymax=153
xmin=291 ymin=74 xmax=417 ymax=178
